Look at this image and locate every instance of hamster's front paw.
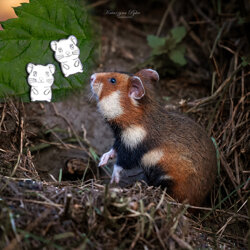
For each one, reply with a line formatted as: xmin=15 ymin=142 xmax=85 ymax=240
xmin=99 ymin=148 xmax=116 ymax=167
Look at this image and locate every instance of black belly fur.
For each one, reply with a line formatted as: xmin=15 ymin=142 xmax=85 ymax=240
xmin=114 ymin=138 xmax=148 ymax=169
xmin=112 ymin=135 xmax=173 ymax=192
xmin=145 ymin=165 xmax=174 ymax=193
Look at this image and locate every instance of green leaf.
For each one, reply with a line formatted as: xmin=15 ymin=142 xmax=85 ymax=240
xmin=0 ymin=0 xmax=97 ymax=101
xmin=170 ymin=26 xmax=187 ymax=44
xmin=168 ymin=44 xmax=187 ymax=66
xmin=147 ymin=35 xmax=168 ymax=56
xmin=147 ymin=35 xmax=166 ymax=49
xmin=241 ymin=55 xmax=250 ymax=67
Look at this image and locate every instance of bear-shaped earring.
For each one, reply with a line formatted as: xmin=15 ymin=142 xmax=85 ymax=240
xmin=27 ymin=63 xmax=56 ymax=102
xmin=50 ymin=35 xmax=83 ymax=77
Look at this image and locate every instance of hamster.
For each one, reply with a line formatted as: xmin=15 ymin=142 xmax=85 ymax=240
xmin=27 ymin=63 xmax=55 ymax=102
xmin=50 ymin=35 xmax=83 ymax=77
xmin=90 ymin=69 xmax=217 ymax=206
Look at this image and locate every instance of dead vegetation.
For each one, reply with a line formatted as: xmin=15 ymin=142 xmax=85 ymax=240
xmin=0 ymin=0 xmax=249 ymax=249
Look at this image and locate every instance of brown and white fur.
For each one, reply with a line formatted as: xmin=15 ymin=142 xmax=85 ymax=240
xmin=90 ymin=69 xmax=217 ymax=206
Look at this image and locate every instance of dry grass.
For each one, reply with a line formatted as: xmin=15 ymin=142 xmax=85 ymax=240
xmin=0 ymin=177 xmax=205 ymax=249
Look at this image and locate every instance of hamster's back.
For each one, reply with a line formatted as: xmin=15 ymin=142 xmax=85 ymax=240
xmin=154 ymin=110 xmax=217 ymax=206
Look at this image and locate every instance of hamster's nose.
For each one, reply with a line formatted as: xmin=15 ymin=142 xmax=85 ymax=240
xmin=66 ymin=51 xmax=71 ymax=56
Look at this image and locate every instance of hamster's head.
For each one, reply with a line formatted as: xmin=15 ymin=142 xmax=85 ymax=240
xmin=50 ymin=35 xmax=80 ymax=62
xmin=90 ymin=69 xmax=159 ymax=122
xmin=27 ymin=64 xmax=55 ymax=87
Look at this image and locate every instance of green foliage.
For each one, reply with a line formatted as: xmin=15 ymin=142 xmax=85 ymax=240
xmin=241 ymin=55 xmax=250 ymax=67
xmin=147 ymin=35 xmax=166 ymax=55
xmin=170 ymin=26 xmax=186 ymax=43
xmin=0 ymin=0 xmax=96 ymax=101
xmin=146 ymin=26 xmax=187 ymax=75
xmin=169 ymin=44 xmax=186 ymax=66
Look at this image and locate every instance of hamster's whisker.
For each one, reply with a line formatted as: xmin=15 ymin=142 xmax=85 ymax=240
xmin=88 ymin=92 xmax=95 ymax=101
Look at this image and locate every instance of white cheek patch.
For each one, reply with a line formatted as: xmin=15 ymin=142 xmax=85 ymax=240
xmin=98 ymin=90 xmax=124 ymax=120
xmin=141 ymin=148 xmax=164 ymax=168
xmin=92 ymin=82 xmax=103 ymax=98
xmin=50 ymin=35 xmax=83 ymax=77
xmin=121 ymin=125 xmax=147 ymax=149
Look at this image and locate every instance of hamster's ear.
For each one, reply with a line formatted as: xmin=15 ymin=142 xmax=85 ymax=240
xmin=69 ymin=35 xmax=77 ymax=45
xmin=27 ymin=63 xmax=34 ymax=74
xmin=50 ymin=41 xmax=58 ymax=51
xmin=128 ymin=76 xmax=145 ymax=100
xmin=136 ymin=69 xmax=159 ymax=82
xmin=47 ymin=64 xmax=56 ymax=74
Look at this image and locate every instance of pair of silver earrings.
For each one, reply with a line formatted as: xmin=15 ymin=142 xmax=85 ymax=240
xmin=27 ymin=35 xmax=83 ymax=102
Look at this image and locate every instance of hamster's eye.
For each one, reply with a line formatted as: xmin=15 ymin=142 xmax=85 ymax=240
xmin=70 ymin=44 xmax=74 ymax=49
xmin=110 ymin=78 xmax=116 ymax=84
xmin=46 ymin=72 xmax=50 ymax=77
xmin=58 ymin=48 xmax=63 ymax=53
xmin=33 ymin=71 xmax=37 ymax=77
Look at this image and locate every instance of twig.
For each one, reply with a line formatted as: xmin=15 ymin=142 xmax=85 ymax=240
xmin=62 ymin=193 xmax=72 ymax=218
xmin=180 ymin=17 xmax=203 ymax=49
xmin=209 ymin=22 xmax=226 ymax=58
xmin=11 ymin=117 xmax=24 ymax=177
xmin=189 ymin=0 xmax=216 ymax=28
xmin=45 ymin=125 xmax=70 ymax=149
xmin=0 ymin=102 xmax=6 ymax=132
xmin=3 ymin=209 xmax=52 ymax=250
xmin=0 ymin=116 xmax=24 ymax=193
xmin=171 ymin=234 xmax=193 ymax=250
xmin=49 ymin=174 xmax=58 ymax=182
xmin=86 ymin=0 xmax=110 ymax=9
xmin=52 ymin=103 xmax=85 ymax=150
xmin=129 ymin=231 xmax=140 ymax=250
xmin=156 ymin=0 xmax=176 ymax=36
xmin=3 ymin=197 xmax=63 ymax=208
xmin=37 ymin=193 xmax=63 ymax=213
xmin=216 ymin=199 xmax=248 ymax=238
xmin=81 ymin=123 xmax=91 ymax=145
xmin=186 ymin=64 xmax=242 ymax=112
xmin=156 ymin=188 xmax=166 ymax=210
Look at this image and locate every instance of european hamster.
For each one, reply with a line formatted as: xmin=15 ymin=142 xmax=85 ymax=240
xmin=90 ymin=69 xmax=217 ymax=206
